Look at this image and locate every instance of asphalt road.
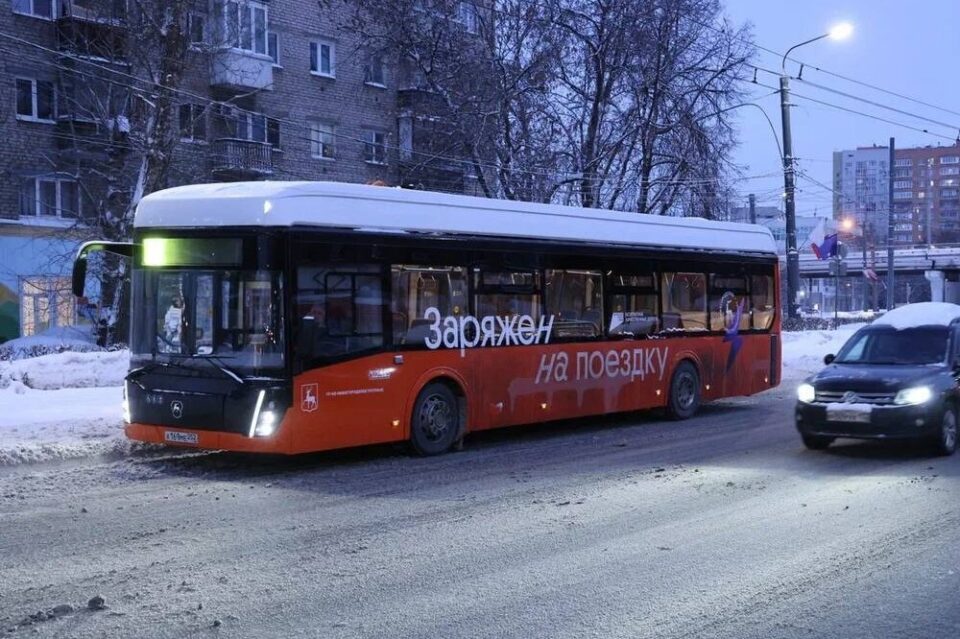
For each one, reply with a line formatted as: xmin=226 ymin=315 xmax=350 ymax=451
xmin=1 ymin=384 xmax=959 ymax=638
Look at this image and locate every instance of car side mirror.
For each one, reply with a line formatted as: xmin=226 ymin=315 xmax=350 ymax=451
xmin=824 ymin=354 xmax=836 ymax=365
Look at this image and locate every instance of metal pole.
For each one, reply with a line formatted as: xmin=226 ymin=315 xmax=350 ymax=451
xmin=887 ymin=138 xmax=895 ymax=310
xmin=834 ymin=254 xmax=840 ymax=329
xmin=749 ymin=193 xmax=757 ymax=224
xmin=779 ymin=75 xmax=800 ymax=320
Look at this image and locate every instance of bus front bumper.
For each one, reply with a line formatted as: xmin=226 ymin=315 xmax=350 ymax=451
xmin=125 ymin=423 xmax=295 ymax=454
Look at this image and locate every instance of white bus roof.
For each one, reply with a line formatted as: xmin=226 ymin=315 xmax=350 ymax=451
xmin=134 ymin=181 xmax=777 ymax=256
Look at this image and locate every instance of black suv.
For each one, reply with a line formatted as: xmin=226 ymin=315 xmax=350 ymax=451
xmin=795 ymin=305 xmax=960 ymax=456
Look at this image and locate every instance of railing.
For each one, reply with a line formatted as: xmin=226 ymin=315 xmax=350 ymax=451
xmin=210 ymin=138 xmax=274 ymax=178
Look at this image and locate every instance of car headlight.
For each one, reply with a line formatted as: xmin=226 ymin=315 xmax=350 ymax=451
xmin=894 ymin=386 xmax=933 ymax=406
xmin=797 ymin=383 xmax=816 ymax=403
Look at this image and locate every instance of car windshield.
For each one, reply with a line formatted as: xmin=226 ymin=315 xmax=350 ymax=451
xmin=132 ymin=269 xmax=284 ymax=373
xmin=834 ymin=327 xmax=949 ymax=365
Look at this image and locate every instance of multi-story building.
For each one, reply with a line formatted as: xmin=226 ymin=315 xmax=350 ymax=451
xmin=891 ymin=142 xmax=960 ymax=246
xmin=832 ymin=145 xmax=890 ymax=248
xmin=0 ymin=0 xmax=482 ymax=342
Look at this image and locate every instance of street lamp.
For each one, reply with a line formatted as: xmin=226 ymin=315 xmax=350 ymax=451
xmin=780 ymin=22 xmax=854 ymax=320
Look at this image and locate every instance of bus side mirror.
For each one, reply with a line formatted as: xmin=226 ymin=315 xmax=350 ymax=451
xmin=72 ymin=255 xmax=88 ymax=298
xmin=824 ymin=354 xmax=836 ymax=365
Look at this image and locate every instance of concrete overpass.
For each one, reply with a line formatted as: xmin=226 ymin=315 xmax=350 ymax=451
xmin=788 ymin=245 xmax=960 ymax=308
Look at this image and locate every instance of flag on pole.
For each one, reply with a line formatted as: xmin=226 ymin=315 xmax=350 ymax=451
xmin=807 ymin=218 xmax=826 ymax=257
xmin=812 ymin=233 xmax=839 ymax=260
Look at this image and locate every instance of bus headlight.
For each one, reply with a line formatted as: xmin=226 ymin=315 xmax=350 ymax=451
xmin=255 ymin=409 xmax=277 ymax=437
xmin=797 ymin=383 xmax=816 ymax=403
xmin=250 ymin=394 xmax=282 ymax=438
xmin=894 ymin=386 xmax=933 ymax=406
xmin=122 ymin=382 xmax=131 ymax=423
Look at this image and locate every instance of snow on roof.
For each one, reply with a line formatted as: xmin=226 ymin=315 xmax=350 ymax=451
xmin=871 ymin=302 xmax=960 ymax=330
xmin=134 ymin=182 xmax=778 ymax=256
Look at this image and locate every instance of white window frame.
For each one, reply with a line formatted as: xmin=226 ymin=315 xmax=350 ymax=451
xmin=893 ymin=180 xmax=912 ymax=190
xmin=13 ymin=0 xmax=55 ymax=19
xmin=940 ymin=166 xmax=960 ymax=176
xmin=457 ymin=2 xmax=479 ymax=34
xmin=15 ymin=77 xmax=56 ymax=123
xmin=309 ymin=122 xmax=336 ymax=160
xmin=940 ymin=156 xmax=960 ymax=165
xmin=187 ymin=13 xmax=206 ymax=49
xmin=217 ymin=0 xmax=269 ymax=56
xmin=21 ymin=176 xmax=81 ymax=219
xmin=364 ymin=54 xmax=387 ymax=88
xmin=363 ymin=130 xmax=388 ymax=165
xmin=268 ymin=31 xmax=281 ymax=67
xmin=310 ymin=40 xmax=336 ymax=78
xmin=179 ymin=103 xmax=207 ymax=143
xmin=894 ymin=158 xmax=913 ymax=167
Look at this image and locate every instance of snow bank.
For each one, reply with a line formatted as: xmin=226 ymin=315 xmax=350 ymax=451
xmin=871 ymin=302 xmax=960 ymax=330
xmin=0 ymin=349 xmax=129 ymax=390
xmin=781 ymin=324 xmax=862 ymax=380
xmin=0 ymin=385 xmax=126 ymax=465
xmin=0 ymin=325 xmax=100 ymax=361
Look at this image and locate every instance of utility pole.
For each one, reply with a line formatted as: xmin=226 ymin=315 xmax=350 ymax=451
xmin=780 ymin=75 xmax=800 ymax=320
xmin=887 ymin=138 xmax=895 ymax=310
xmin=749 ymin=193 xmax=757 ymax=224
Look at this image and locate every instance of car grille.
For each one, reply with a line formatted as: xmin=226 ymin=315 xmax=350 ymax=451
xmin=815 ymin=391 xmax=896 ymax=405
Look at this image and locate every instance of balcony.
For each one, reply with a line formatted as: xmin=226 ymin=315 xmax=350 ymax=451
xmin=57 ymin=2 xmax=127 ymax=62
xmin=210 ymin=49 xmax=274 ymax=92
xmin=210 ymin=138 xmax=274 ymax=180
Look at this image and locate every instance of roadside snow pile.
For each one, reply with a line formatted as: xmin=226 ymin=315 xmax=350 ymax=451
xmin=0 ymin=325 xmax=101 ymax=361
xmin=0 ymin=349 xmax=129 ymax=390
xmin=781 ymin=324 xmax=862 ymax=380
xmin=0 ymin=385 xmax=126 ymax=465
xmin=0 ymin=349 xmax=130 ymax=465
xmin=871 ymin=302 xmax=960 ymax=329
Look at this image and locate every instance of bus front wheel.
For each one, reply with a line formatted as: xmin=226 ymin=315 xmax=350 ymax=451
xmin=410 ymin=382 xmax=460 ymax=456
xmin=666 ymin=361 xmax=701 ymax=420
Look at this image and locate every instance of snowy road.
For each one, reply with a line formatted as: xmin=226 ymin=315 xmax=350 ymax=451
xmin=1 ymin=384 xmax=959 ymax=638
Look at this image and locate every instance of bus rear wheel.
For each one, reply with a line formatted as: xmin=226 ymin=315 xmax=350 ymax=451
xmin=666 ymin=361 xmax=701 ymax=420
xmin=410 ymin=383 xmax=460 ymax=456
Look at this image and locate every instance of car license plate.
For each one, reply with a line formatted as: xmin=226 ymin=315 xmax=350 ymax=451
xmin=826 ymin=404 xmax=872 ymax=423
xmin=164 ymin=430 xmax=199 ymax=445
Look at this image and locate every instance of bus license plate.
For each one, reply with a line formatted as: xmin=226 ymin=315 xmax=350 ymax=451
xmin=164 ymin=430 xmax=199 ymax=445
xmin=826 ymin=404 xmax=872 ymax=424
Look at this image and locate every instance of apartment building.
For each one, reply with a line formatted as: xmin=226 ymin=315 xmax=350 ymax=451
xmin=831 ymin=145 xmax=890 ymax=249
xmin=0 ymin=0 xmax=482 ymax=342
xmin=891 ymin=142 xmax=960 ymax=245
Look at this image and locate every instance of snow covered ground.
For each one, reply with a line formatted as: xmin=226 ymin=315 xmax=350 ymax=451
xmin=0 ymin=350 xmax=129 ymax=465
xmin=0 ymin=325 xmax=863 ymax=465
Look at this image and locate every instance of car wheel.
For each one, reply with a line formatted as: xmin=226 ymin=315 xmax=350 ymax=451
xmin=801 ymin=434 xmax=834 ymax=450
xmin=932 ymin=405 xmax=958 ymax=456
xmin=666 ymin=361 xmax=701 ymax=420
xmin=410 ymin=382 xmax=460 ymax=456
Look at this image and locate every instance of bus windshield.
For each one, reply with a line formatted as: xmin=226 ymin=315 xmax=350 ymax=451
xmin=132 ymin=269 xmax=285 ymax=373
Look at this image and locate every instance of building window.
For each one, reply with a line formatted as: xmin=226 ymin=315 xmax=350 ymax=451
xmin=16 ymin=77 xmax=55 ymax=122
xmin=941 ymin=166 xmax=960 ymax=176
xmin=20 ymin=177 xmax=81 ymax=218
xmin=216 ymin=0 xmax=268 ymax=55
xmin=20 ymin=277 xmax=76 ymax=338
xmin=941 ymin=156 xmax=960 ymax=165
xmin=267 ymin=118 xmax=280 ymax=149
xmin=310 ymin=122 xmax=335 ymax=159
xmin=457 ymin=2 xmax=479 ymax=33
xmin=267 ymin=32 xmax=280 ymax=66
xmin=893 ymin=191 xmax=913 ymax=200
xmin=178 ymin=103 xmax=207 ymax=142
xmin=310 ymin=40 xmax=335 ymax=77
xmin=942 ymin=189 xmax=959 ymax=198
xmin=187 ymin=13 xmax=205 ymax=47
xmin=13 ymin=0 xmax=54 ymax=19
xmin=942 ymin=178 xmax=959 ymax=188
xmin=893 ymin=180 xmax=912 ymax=189
xmin=894 ymin=158 xmax=913 ymax=167
xmin=364 ymin=54 xmax=386 ymax=86
xmin=363 ymin=130 xmax=388 ymax=165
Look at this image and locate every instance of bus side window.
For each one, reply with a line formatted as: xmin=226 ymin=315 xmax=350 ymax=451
xmin=708 ymin=273 xmax=751 ymax=332
xmin=661 ymin=272 xmax=707 ymax=332
xmin=606 ymin=273 xmax=658 ymax=338
xmin=474 ymin=269 xmax=541 ymax=335
xmin=752 ymin=274 xmax=775 ymax=330
xmin=391 ymin=265 xmax=467 ymax=346
xmin=545 ymin=270 xmax=603 ymax=340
